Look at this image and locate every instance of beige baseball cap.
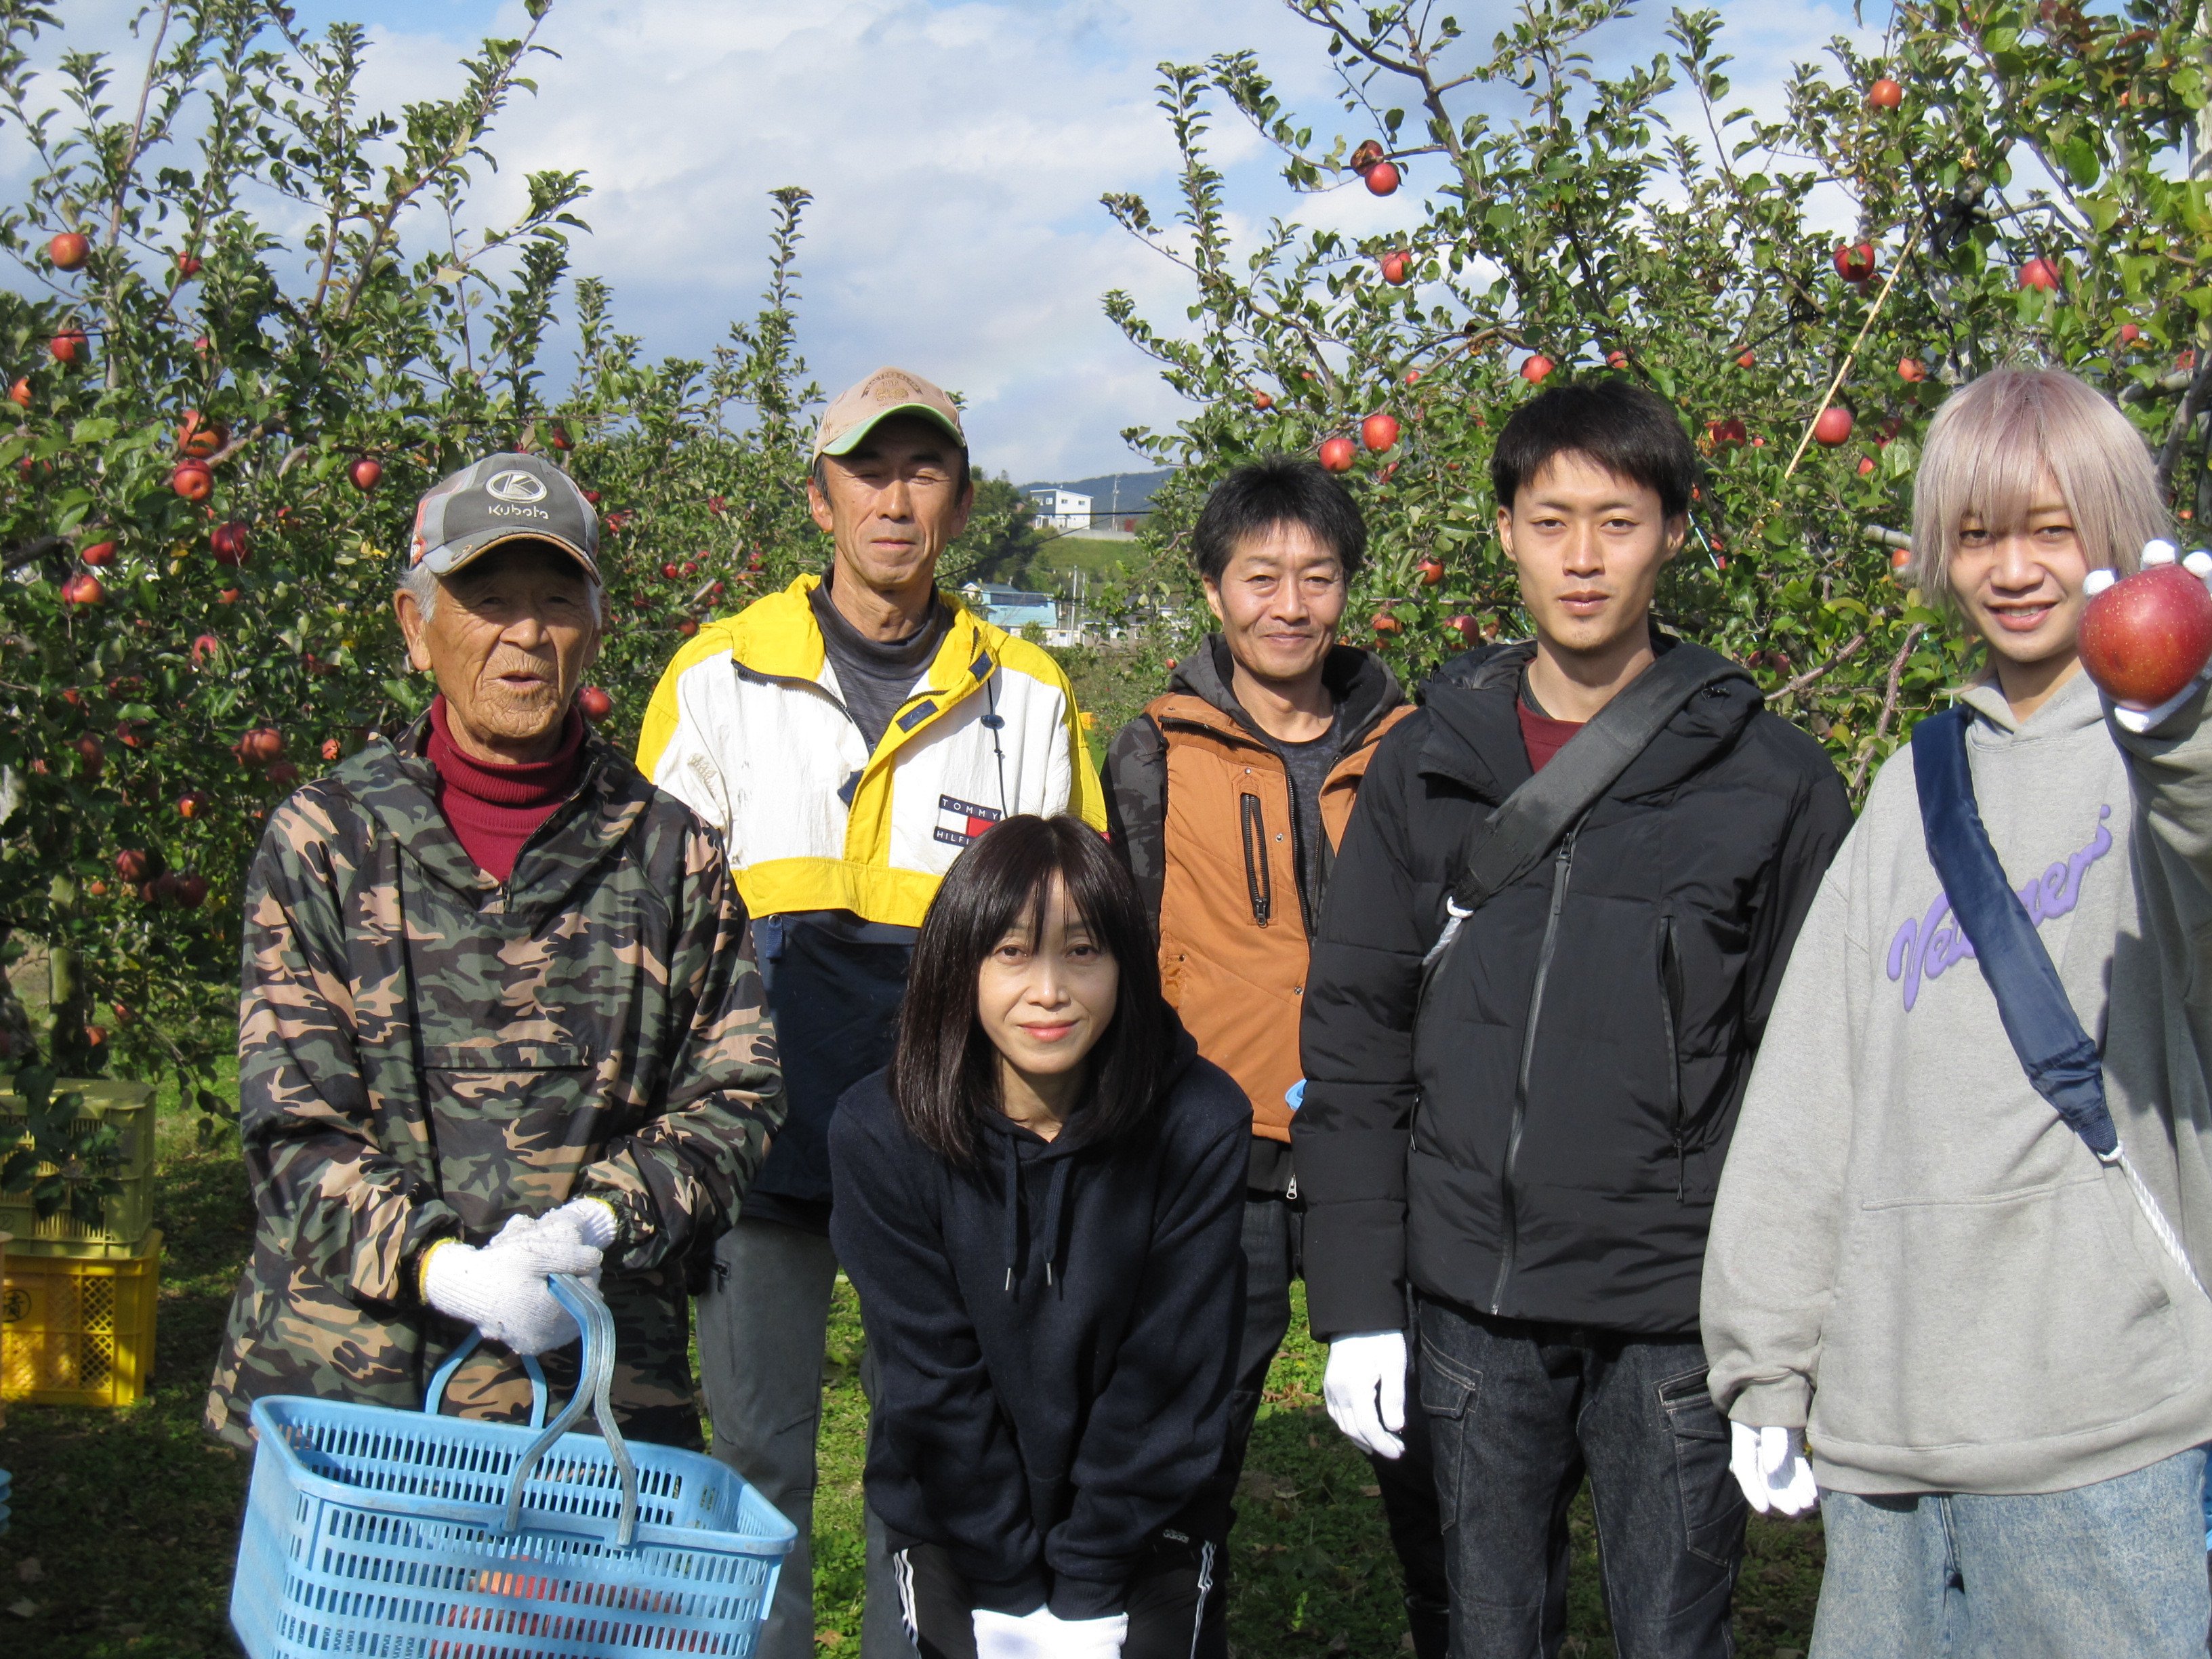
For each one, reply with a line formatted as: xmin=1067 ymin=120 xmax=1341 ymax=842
xmin=814 ymin=366 xmax=966 ymax=460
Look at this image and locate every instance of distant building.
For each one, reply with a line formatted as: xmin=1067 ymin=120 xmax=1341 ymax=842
xmin=960 ymin=581 xmax=1059 ymax=632
xmin=1026 ymin=486 xmax=1092 ymax=531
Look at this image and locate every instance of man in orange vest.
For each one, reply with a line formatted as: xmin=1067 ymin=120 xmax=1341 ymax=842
xmin=1103 ymin=456 xmax=1444 ymax=1658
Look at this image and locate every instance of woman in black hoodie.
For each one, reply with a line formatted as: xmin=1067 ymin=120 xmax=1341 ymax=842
xmin=830 ymin=813 xmax=1250 ymax=1659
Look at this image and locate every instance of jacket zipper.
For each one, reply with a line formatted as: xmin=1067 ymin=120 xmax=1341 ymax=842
xmin=1489 ymin=824 xmax=1578 ymax=1317
xmin=1658 ymin=912 xmax=1686 ymax=1202
xmin=1238 ymin=792 xmax=1273 ymax=926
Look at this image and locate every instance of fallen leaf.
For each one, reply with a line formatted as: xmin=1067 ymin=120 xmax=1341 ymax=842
xmin=1359 ymin=1485 xmax=1381 ymax=1498
xmin=815 ymin=1631 xmax=846 ymax=1649
xmin=7 ymin=1600 xmax=37 ymax=1620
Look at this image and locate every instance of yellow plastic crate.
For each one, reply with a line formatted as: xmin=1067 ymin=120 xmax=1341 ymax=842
xmin=0 ymin=1078 xmax=157 ymax=1258
xmin=1 ymin=1227 xmax=160 ymax=1406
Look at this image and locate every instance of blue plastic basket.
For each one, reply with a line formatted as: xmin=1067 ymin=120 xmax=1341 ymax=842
xmin=232 ymin=1275 xmax=795 ymax=1657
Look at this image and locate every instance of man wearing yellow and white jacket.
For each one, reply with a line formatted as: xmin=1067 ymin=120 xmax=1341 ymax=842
xmin=638 ymin=366 xmax=1104 ymax=1659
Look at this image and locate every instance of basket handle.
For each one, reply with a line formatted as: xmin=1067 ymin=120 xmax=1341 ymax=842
xmin=424 ymin=1336 xmax=550 ymax=1431
xmin=499 ymin=1273 xmax=641 ymax=1549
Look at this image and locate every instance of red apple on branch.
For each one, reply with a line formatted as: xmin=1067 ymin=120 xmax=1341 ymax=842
xmin=7 ymin=377 xmax=28 ymax=407
xmin=349 ymin=456 xmax=382 ymax=492
xmin=171 ymin=459 xmax=213 ymax=501
xmin=579 ymin=687 xmax=614 ymax=722
xmin=1252 ymin=389 xmax=1273 ymax=411
xmin=1372 ymin=609 xmax=1402 ymax=638
xmin=1898 ymin=357 xmax=1926 ymax=382
xmin=1812 ymin=406 xmax=1855 ymax=445
xmin=115 ymin=848 xmax=152 ymax=883
xmin=1361 ymin=412 xmax=1400 ymax=451
xmin=1380 ymin=252 xmax=1410 ymax=285
xmin=1521 ymin=353 xmax=1555 ymax=384
xmin=1363 ymin=161 xmax=1401 ymax=197
xmin=2018 ymin=256 xmax=2062 ymax=292
xmin=80 ymin=540 xmax=115 ymax=566
xmin=2080 ymin=554 xmax=2212 ymax=708
xmin=1868 ymin=77 xmax=1904 ymax=108
xmin=47 ymin=230 xmax=88 ymax=270
xmin=176 ymin=251 xmax=201 ymax=278
xmin=210 ymin=521 xmax=251 ymax=567
xmin=49 ymin=328 xmax=87 ymax=364
xmin=1832 ymin=241 xmax=1877 ymax=283
xmin=60 ymin=572 xmax=103 ymax=607
xmin=1317 ymin=436 xmax=1357 ymax=472
xmin=178 ymin=409 xmax=226 ymax=457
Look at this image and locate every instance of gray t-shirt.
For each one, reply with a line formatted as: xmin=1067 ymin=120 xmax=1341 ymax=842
xmin=808 ymin=575 xmax=948 ymax=756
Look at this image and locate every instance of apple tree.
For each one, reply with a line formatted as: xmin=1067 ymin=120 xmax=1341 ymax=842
xmin=0 ymin=0 xmax=830 ymax=1114
xmin=1104 ymin=0 xmax=2212 ymax=793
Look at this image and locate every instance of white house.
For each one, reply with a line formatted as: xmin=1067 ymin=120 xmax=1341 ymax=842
xmin=1026 ymin=486 xmax=1092 ymax=531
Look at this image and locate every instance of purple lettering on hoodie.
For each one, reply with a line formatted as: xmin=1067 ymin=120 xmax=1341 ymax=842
xmin=1886 ymin=806 xmax=2113 ymax=1012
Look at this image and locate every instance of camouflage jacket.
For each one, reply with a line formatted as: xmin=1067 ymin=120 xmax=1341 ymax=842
xmin=204 ymin=718 xmax=783 ymax=1450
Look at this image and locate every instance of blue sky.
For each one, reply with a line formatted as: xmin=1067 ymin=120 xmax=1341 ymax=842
xmin=13 ymin=0 xmax=1877 ymax=482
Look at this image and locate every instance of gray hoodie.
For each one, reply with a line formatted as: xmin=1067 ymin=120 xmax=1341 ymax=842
xmin=1702 ymin=669 xmax=2212 ymax=1496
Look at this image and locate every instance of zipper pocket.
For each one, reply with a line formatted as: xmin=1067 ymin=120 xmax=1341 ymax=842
xmin=1239 ymin=792 xmax=1273 ymax=926
xmin=1658 ymin=911 xmax=1686 ymax=1201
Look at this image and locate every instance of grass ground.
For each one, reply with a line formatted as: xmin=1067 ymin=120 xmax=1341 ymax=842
xmin=0 ymin=1073 xmax=1827 ymax=1656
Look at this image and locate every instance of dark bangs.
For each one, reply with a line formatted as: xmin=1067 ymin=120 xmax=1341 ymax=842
xmin=891 ymin=814 xmax=1174 ymax=1168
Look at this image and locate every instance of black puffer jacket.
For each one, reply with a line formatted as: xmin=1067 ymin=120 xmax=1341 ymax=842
xmin=1293 ymin=638 xmax=1851 ymax=1338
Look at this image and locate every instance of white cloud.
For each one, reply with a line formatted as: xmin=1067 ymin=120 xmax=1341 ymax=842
xmin=1 ymin=0 xmax=1887 ymax=481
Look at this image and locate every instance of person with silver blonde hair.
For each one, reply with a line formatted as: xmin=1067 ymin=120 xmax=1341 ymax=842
xmin=1704 ymin=363 xmax=2212 ymax=1654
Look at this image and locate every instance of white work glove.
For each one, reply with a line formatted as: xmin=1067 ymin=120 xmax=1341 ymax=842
xmin=420 ymin=1215 xmax=604 ymax=1355
xmin=972 ymin=1606 xmax=1128 ymax=1659
xmin=2088 ymin=543 xmax=2212 ymax=732
xmin=1729 ymin=1422 xmax=1818 ymax=1517
xmin=1323 ymin=1330 xmax=1407 ymax=1460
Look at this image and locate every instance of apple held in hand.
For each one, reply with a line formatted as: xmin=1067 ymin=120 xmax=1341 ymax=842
xmin=2079 ymin=548 xmax=2212 ymax=710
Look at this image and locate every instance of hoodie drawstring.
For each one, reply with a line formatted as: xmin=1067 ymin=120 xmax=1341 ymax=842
xmin=1002 ymin=1135 xmax=1021 ymax=1294
xmin=1040 ymin=1159 xmax=1071 ymax=1288
xmin=1000 ymin=1136 xmax=1076 ymax=1294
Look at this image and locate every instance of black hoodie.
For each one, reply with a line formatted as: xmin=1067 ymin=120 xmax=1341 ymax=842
xmin=828 ymin=1028 xmax=1249 ymax=1618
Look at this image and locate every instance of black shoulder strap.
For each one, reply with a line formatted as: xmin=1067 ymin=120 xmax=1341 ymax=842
xmin=1909 ymin=707 xmax=2118 ymax=1156
xmin=1446 ymin=643 xmax=1738 ymax=914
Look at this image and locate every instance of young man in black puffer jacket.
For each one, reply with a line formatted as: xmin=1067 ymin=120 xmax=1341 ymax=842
xmin=1294 ymin=380 xmax=1851 ymax=1659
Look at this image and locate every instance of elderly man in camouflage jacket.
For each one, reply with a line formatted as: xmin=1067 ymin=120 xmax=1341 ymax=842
xmin=205 ymin=453 xmax=783 ymax=1450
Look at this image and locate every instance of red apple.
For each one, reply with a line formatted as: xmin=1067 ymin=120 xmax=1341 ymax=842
xmin=1606 ymin=349 xmax=1629 ymax=368
xmin=579 ymin=686 xmax=614 ymax=722
xmin=1318 ymin=436 xmax=1357 ymax=472
xmin=60 ymin=571 xmax=103 ymax=607
xmin=1898 ymin=356 xmax=1927 ymax=382
xmin=2118 ymin=322 xmax=2143 ymax=346
xmin=238 ymin=726 xmax=284 ymax=765
xmin=176 ymin=874 xmax=209 ymax=909
xmin=177 ymin=790 xmax=209 ymax=819
xmin=176 ymin=251 xmax=201 ymax=277
xmin=1349 ymin=140 xmax=1386 ymax=171
xmin=1404 ymin=369 xmax=1422 ymax=386
xmin=49 ymin=328 xmax=87 ymax=365
xmin=321 ymin=737 xmax=342 ymax=761
xmin=581 ymin=488 xmax=602 ymax=505
xmin=1361 ymin=413 xmax=1401 ymax=451
xmin=75 ymin=735 xmax=103 ymax=775
xmin=80 ymin=540 xmax=115 ymax=566
xmin=1253 ymin=390 xmax=1273 ymax=411
xmin=1857 ymin=455 xmax=1877 ymax=476
xmin=1736 ymin=348 xmax=1757 ymax=369
xmin=1868 ymin=77 xmax=1904 ymax=108
xmin=1812 ymin=406 xmax=1855 ymax=445
xmin=1708 ymin=417 xmax=1748 ymax=449
xmin=178 ymin=409 xmax=226 ymax=457
xmin=349 ymin=455 xmax=382 ymax=492
xmin=8 ymin=377 xmax=28 ymax=407
xmin=1832 ymin=241 xmax=1877 ymax=283
xmin=210 ymin=520 xmax=251 ymax=567
xmin=115 ymin=848 xmax=152 ymax=882
xmin=676 ymin=617 xmax=699 ymax=638
xmin=1891 ymin=546 xmax=1912 ymax=571
xmin=2018 ymin=256 xmax=2062 ymax=292
xmin=1372 ymin=610 xmax=1402 ymax=637
xmin=266 ymin=761 xmax=300 ymax=787
xmin=47 ymin=230 xmax=89 ymax=270
xmin=216 ymin=586 xmax=240 ymax=606
xmin=171 ymin=459 xmax=213 ymax=501
xmin=1380 ymin=252 xmax=1410 ymax=285
xmin=661 ymin=561 xmax=681 ymax=580
xmin=1448 ymin=614 xmax=1482 ymax=647
xmin=2079 ymin=563 xmax=2212 ymax=708
xmin=83 ymin=1023 xmax=106 ymax=1048
xmin=707 ymin=494 xmax=726 ymax=515
xmin=1364 ymin=161 xmax=1401 ymax=197
xmin=1417 ymin=558 xmax=1446 ymax=587
xmin=1521 ymin=353 xmax=1555 ymax=384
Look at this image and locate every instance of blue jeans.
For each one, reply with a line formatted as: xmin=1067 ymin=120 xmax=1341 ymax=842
xmin=1416 ymin=1298 xmax=1742 ymax=1659
xmin=1812 ymin=1448 xmax=2211 ymax=1659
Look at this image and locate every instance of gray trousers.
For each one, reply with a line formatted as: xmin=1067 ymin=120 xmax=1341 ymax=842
xmin=697 ymin=1214 xmax=919 ymax=1659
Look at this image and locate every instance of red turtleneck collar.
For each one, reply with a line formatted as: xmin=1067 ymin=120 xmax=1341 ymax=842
xmin=426 ymin=693 xmax=587 ymax=882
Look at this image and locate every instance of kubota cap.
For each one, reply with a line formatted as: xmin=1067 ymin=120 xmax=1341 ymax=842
xmin=813 ymin=366 xmax=966 ymax=460
xmin=405 ymin=451 xmax=600 ymax=583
